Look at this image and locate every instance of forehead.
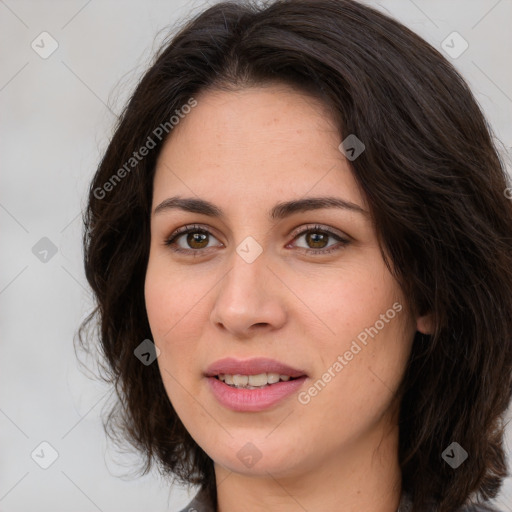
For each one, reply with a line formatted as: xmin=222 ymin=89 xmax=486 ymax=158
xmin=152 ymin=85 xmax=365 ymax=212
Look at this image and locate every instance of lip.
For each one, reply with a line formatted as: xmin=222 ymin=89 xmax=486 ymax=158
xmin=204 ymin=357 xmax=307 ymax=379
xmin=207 ymin=375 xmax=308 ymax=412
xmin=204 ymin=357 xmax=308 ymax=412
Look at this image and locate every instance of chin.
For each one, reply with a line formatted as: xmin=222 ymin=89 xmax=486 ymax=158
xmin=208 ymin=436 xmax=308 ymax=477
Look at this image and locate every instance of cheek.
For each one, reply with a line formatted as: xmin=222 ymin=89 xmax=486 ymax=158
xmin=301 ymin=267 xmax=412 ymax=411
xmin=144 ymin=260 xmax=197 ymax=382
xmin=144 ymin=255 xmax=199 ymax=341
xmin=144 ymin=254 xmax=220 ymax=393
xmin=144 ymin=268 xmax=195 ymax=413
xmin=296 ymin=318 xmax=411 ymax=449
xmin=307 ymin=263 xmax=404 ymax=347
xmin=144 ymin=275 xmax=175 ymax=340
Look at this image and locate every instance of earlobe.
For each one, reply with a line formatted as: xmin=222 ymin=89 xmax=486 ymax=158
xmin=416 ymin=313 xmax=433 ymax=334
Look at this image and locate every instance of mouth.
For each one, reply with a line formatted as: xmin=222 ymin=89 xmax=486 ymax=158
xmin=213 ymin=372 xmax=301 ymax=389
xmin=204 ymin=357 xmax=308 ymax=411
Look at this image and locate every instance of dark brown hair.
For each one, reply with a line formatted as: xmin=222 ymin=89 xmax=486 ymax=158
xmin=78 ymin=1 xmax=512 ymax=510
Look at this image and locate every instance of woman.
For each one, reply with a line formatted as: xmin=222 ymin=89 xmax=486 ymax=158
xmin=78 ymin=1 xmax=512 ymax=511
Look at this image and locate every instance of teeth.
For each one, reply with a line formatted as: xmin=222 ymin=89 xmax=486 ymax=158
xmin=266 ymin=372 xmax=281 ymax=384
xmin=217 ymin=372 xmax=294 ymax=388
xmin=248 ymin=374 xmax=267 ymax=386
xmin=232 ymin=374 xmax=248 ymax=386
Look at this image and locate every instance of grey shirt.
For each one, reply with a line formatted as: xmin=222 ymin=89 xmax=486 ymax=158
xmin=178 ymin=488 xmax=503 ymax=512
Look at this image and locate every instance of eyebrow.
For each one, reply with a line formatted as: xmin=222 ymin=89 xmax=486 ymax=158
xmin=153 ymin=195 xmax=367 ymax=220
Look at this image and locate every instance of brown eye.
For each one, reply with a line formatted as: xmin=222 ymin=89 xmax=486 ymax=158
xmin=304 ymin=231 xmax=329 ymax=249
xmin=164 ymin=225 xmax=222 ymax=254
xmin=185 ymin=231 xmax=209 ymax=249
xmin=164 ymin=223 xmax=349 ymax=257
xmin=289 ymin=225 xmax=350 ymax=255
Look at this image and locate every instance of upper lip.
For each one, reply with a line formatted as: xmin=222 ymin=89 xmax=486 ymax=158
xmin=205 ymin=357 xmax=307 ymax=378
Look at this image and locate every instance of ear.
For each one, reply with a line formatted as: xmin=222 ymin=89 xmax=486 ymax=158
xmin=416 ymin=313 xmax=433 ymax=335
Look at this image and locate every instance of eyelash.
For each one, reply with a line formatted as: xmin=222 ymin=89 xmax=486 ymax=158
xmin=163 ymin=224 xmax=350 ymax=256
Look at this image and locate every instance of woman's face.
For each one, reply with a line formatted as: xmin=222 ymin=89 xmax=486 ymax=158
xmin=145 ymin=84 xmax=420 ymax=478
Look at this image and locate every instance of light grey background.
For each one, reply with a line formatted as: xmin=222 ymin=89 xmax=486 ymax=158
xmin=1 ymin=1 xmax=511 ymax=511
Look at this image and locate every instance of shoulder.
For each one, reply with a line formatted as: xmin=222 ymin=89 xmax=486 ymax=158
xmin=176 ymin=488 xmax=215 ymax=512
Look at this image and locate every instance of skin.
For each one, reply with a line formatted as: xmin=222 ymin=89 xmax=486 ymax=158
xmin=144 ymin=84 xmax=432 ymax=512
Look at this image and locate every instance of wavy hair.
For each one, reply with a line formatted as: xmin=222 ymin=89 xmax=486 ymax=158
xmin=77 ymin=1 xmax=512 ymax=510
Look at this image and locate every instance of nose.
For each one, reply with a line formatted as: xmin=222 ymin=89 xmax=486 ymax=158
xmin=209 ymin=246 xmax=288 ymax=338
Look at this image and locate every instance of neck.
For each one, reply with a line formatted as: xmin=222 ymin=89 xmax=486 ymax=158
xmin=214 ymin=420 xmax=402 ymax=512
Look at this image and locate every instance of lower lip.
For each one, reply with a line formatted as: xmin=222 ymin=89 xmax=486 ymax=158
xmin=207 ymin=376 xmax=307 ymax=412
